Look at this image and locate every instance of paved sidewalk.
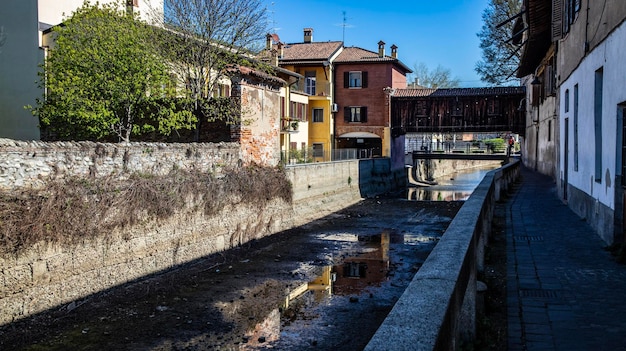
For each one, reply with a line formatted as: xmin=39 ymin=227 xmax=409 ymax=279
xmin=506 ymin=167 xmax=626 ymax=350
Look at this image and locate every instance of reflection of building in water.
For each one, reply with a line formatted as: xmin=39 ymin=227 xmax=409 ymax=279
xmin=332 ymin=232 xmax=390 ymax=295
xmin=407 ymin=187 xmax=472 ymax=201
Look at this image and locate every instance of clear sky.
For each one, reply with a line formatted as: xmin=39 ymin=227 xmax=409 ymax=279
xmin=263 ymin=0 xmax=490 ymax=87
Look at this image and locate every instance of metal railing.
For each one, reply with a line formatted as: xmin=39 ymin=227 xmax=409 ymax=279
xmin=280 ymin=148 xmax=386 ymax=165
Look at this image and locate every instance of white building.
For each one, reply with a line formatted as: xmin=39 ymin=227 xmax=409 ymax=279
xmin=557 ymin=1 xmax=626 ymax=244
xmin=0 ymin=0 xmax=163 ymax=140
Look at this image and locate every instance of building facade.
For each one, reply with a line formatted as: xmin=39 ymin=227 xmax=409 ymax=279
xmin=333 ymin=42 xmax=411 ymax=169
xmin=556 ymin=0 xmax=626 ymax=244
xmin=278 ymin=29 xmax=343 ymax=162
xmin=519 ymin=0 xmax=626 ymax=244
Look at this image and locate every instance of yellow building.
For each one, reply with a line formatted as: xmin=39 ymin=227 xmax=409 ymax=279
xmin=275 ymin=29 xmax=343 ymax=162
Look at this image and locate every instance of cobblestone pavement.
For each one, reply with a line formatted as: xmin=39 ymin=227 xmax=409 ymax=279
xmin=506 ymin=167 xmax=626 ymax=350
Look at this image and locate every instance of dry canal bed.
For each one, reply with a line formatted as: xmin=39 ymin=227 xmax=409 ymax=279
xmin=1 ymin=197 xmax=462 ymax=351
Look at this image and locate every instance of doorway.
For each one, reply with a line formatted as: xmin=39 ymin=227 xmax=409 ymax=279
xmin=614 ymin=105 xmax=626 ymax=243
xmin=564 ymin=118 xmax=569 ymax=201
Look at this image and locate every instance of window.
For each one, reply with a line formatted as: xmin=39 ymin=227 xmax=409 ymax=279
xmin=312 ymin=108 xmax=324 ymax=123
xmin=344 ymin=71 xmax=368 ymax=88
xmin=212 ymin=83 xmax=230 ymax=98
xmin=312 ymin=143 xmax=324 ymax=157
xmin=280 ymin=96 xmax=285 ymax=117
xmin=305 ymin=71 xmax=316 ymax=95
xmin=574 ymin=84 xmax=579 ymax=171
xmin=290 ymin=102 xmax=308 ymax=121
xmin=564 ymin=89 xmax=570 ymax=113
xmin=548 ymin=120 xmax=552 ymax=142
xmin=343 ymin=262 xmax=367 ymax=278
xmin=349 ymin=72 xmax=362 ymax=88
xmin=344 ymin=106 xmax=368 ymax=123
xmin=594 ymin=68 xmax=604 ymax=183
xmin=563 ymin=0 xmax=581 ymax=35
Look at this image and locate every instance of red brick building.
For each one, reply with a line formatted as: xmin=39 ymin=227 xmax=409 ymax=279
xmin=334 ymin=41 xmax=412 ymax=164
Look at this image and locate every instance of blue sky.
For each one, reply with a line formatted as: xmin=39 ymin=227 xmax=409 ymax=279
xmin=263 ymin=0 xmax=490 ymax=87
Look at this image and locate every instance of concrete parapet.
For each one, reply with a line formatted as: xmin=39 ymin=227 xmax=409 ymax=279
xmin=365 ymin=160 xmax=520 ymax=351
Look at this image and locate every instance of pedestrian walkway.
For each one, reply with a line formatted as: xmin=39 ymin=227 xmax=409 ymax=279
xmin=506 ymin=167 xmax=626 ymax=350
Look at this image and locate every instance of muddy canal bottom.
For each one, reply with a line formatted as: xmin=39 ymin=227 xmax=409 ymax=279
xmin=4 ymin=198 xmax=462 ymax=351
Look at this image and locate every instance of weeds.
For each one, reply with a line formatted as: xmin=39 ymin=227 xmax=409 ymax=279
xmin=0 ymin=165 xmax=292 ymax=256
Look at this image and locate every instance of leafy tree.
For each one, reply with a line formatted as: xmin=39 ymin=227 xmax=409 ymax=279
xmin=148 ymin=0 xmax=270 ymax=138
xmin=408 ymin=62 xmax=461 ymax=89
xmin=34 ymin=2 xmax=195 ymax=142
xmin=475 ymin=0 xmax=523 ymax=86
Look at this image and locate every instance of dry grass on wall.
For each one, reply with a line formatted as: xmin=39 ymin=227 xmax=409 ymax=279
xmin=0 ymin=165 xmax=292 ymax=256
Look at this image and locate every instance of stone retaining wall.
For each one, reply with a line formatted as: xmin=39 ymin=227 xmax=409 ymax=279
xmin=365 ymin=160 xmax=520 ymax=351
xmin=0 ymin=141 xmax=402 ymax=326
xmin=0 ymin=139 xmax=241 ymax=190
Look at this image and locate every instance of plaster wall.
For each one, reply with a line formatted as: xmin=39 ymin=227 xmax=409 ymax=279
xmin=0 ymin=0 xmax=42 ymax=140
xmin=559 ymin=22 xmax=626 ymax=243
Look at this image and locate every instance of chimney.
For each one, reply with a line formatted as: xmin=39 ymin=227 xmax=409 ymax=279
xmin=266 ymin=33 xmax=272 ymax=50
xmin=378 ymin=40 xmax=385 ymax=57
xmin=304 ymin=28 xmax=313 ymax=43
xmin=391 ymin=44 xmax=398 ymax=59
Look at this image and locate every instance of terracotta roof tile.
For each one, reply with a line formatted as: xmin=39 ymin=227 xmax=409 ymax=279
xmin=334 ymin=47 xmax=412 ymax=73
xmin=280 ymin=41 xmax=343 ymax=61
xmin=335 ymin=47 xmax=394 ymax=63
xmin=393 ymin=87 xmax=526 ymax=98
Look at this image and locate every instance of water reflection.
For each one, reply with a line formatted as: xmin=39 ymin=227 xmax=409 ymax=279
xmin=407 ymin=187 xmax=472 ymax=201
xmin=242 ymin=232 xmax=392 ymax=349
xmin=407 ymin=166 xmax=497 ymax=201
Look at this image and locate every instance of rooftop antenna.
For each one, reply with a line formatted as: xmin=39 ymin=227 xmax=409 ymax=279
xmin=342 ymin=11 xmax=347 ymax=43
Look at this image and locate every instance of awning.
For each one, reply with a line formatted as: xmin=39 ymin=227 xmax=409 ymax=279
xmin=338 ymin=132 xmax=381 ymax=139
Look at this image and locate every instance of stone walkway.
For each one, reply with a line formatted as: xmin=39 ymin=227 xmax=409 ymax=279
xmin=506 ymin=167 xmax=626 ymax=350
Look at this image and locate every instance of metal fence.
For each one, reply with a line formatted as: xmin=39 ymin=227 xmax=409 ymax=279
xmin=280 ymin=148 xmax=386 ymax=165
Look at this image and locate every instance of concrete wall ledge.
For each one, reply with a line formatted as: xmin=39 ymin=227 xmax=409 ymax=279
xmin=365 ymin=160 xmax=520 ymax=351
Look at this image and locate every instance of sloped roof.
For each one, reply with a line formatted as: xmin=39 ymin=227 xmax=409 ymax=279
xmin=335 ymin=46 xmax=412 ymax=73
xmin=280 ymin=41 xmax=343 ymax=61
xmin=517 ymin=0 xmax=552 ymax=77
xmin=393 ymin=87 xmax=526 ymax=98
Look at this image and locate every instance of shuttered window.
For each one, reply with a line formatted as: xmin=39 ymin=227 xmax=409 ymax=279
xmin=343 ymin=106 xmax=368 ymax=122
xmin=343 ymin=71 xmax=368 ymax=88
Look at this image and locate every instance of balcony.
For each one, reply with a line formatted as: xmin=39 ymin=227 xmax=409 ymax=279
xmin=293 ymin=81 xmax=332 ymax=98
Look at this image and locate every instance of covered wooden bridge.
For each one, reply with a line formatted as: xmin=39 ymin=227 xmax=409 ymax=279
xmin=390 ymin=87 xmax=526 ymax=136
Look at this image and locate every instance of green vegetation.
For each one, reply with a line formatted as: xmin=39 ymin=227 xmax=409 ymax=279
xmin=33 ymin=3 xmax=195 ymax=142
xmin=484 ymin=138 xmax=506 ymax=153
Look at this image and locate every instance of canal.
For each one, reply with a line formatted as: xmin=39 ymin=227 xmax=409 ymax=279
xmin=3 ymin=167 xmax=494 ymax=351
